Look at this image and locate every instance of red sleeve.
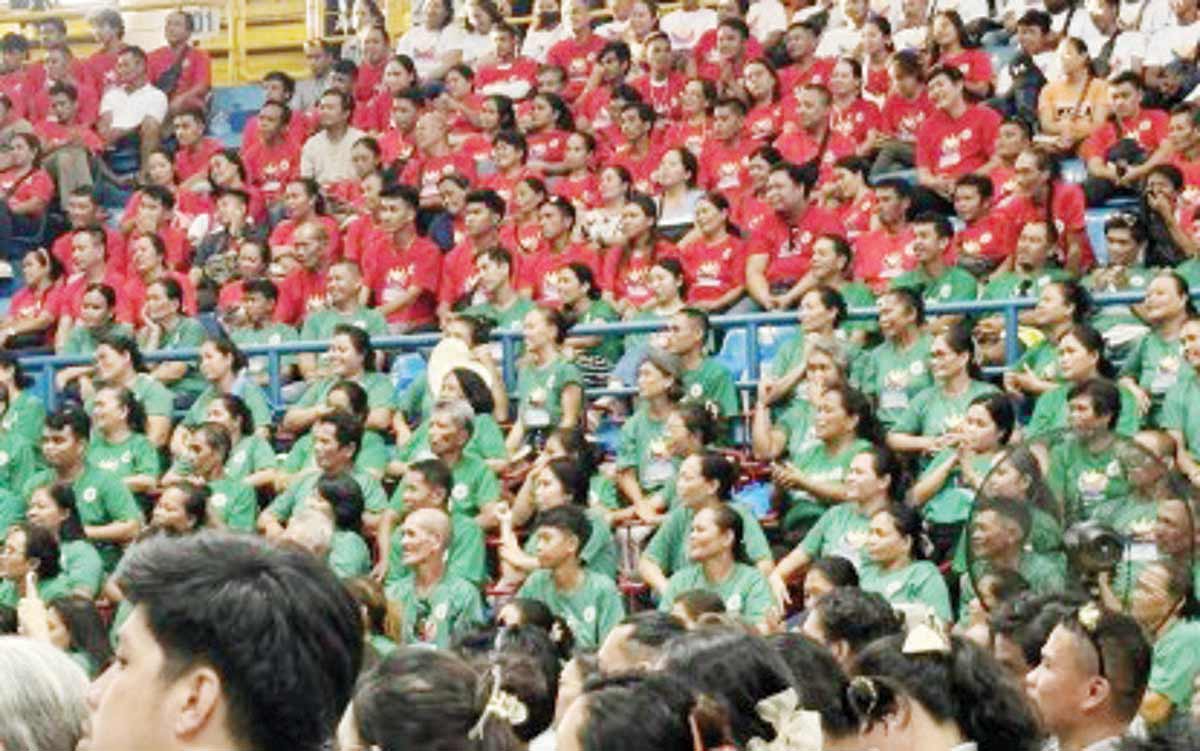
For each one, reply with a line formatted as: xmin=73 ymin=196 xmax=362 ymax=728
xmin=1057 ymin=184 xmax=1087 ymax=233
xmin=413 ymin=241 xmax=442 ymax=294
xmin=1080 ymin=122 xmax=1115 ymax=162
xmin=600 ymin=247 xmax=620 ymax=292
xmin=188 ymin=48 xmax=212 ymax=91
xmin=44 ymin=283 xmax=68 ymax=318
xmin=51 ymin=235 xmax=73 ymax=270
xmin=16 ymin=171 xmax=54 ymax=206
xmin=915 ymin=118 xmax=937 ymax=170
xmin=970 ymin=50 xmax=993 ymax=84
xmin=728 ymin=238 xmax=747 ymax=285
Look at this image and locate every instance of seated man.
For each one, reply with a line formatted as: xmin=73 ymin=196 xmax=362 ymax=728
xmin=663 ymin=309 xmax=739 ymax=424
xmin=147 ymin=10 xmax=212 ymax=118
xmin=516 ymin=504 xmax=626 ymax=650
xmin=179 ymin=422 xmax=257 ymax=533
xmin=384 ymin=507 xmax=485 ymax=649
xmin=137 ymin=277 xmax=208 ymax=407
xmin=225 ymin=278 xmax=299 ymax=386
xmin=96 ymin=45 xmax=167 ymax=182
xmin=297 ymin=261 xmax=386 ymax=381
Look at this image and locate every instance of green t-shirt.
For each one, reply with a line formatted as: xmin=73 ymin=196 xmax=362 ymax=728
xmin=23 ymin=465 xmax=143 ymax=571
xmin=85 ymin=432 xmax=162 ymax=482
xmin=891 ymin=265 xmax=978 ymax=305
xmin=229 ymin=322 xmax=299 ymax=380
xmin=208 ymin=476 xmax=258 ymax=532
xmin=893 ymin=380 xmax=998 ymax=437
xmin=87 ymin=374 xmax=173 ymax=420
xmin=859 ymin=560 xmax=953 ymax=623
xmin=301 ymin=305 xmax=388 ymax=341
xmin=1047 ymin=435 xmax=1131 ymax=522
xmin=0 ymin=488 xmax=23 ymax=536
xmin=644 ymin=502 xmax=772 ymax=576
xmin=1163 ymin=374 xmax=1200 ymax=462
xmin=0 ymin=390 xmax=45 ymax=449
xmin=1119 ymin=330 xmax=1185 ymax=427
xmin=1014 ymin=338 xmax=1061 ymax=383
xmin=957 ymin=550 xmax=1067 ymax=620
xmin=857 ymin=334 xmax=933 ymax=426
xmin=1083 ymin=266 xmax=1151 ymax=339
xmin=800 ymin=502 xmax=873 ymax=569
xmin=681 ymin=358 xmax=739 ymax=419
xmin=385 ymin=572 xmax=485 ymax=649
xmin=1148 ymin=619 xmax=1200 ymax=719
xmin=0 ymin=572 xmax=73 ymax=608
xmin=616 ymin=407 xmax=674 ymax=493
xmin=284 ymin=430 xmax=390 ymax=477
xmin=269 ymin=467 xmax=390 ymax=521
xmin=395 ymin=371 xmax=434 ymax=422
xmin=464 ymin=297 xmax=536 ymax=332
xmin=982 ymin=269 xmax=1071 ymax=301
xmin=154 ymin=316 xmax=209 ymax=396
xmin=517 ymin=569 xmax=626 ymax=649
xmin=916 ymin=450 xmax=998 ymax=524
xmin=224 ymin=434 xmax=278 ymax=481
xmin=62 ymin=322 xmax=133 ymax=357
xmin=573 ymin=298 xmax=623 ymax=364
xmin=391 ymin=454 xmax=501 ymax=520
xmin=777 ymin=401 xmax=817 ymax=460
xmin=588 ymin=474 xmax=622 ymax=511
xmin=328 ymin=529 xmax=372 ymax=579
xmin=61 ymin=538 xmax=105 ymax=597
xmin=515 ymin=357 xmax=584 ymax=430
xmin=524 ymin=508 xmax=619 ymax=579
xmin=296 ymin=372 xmax=396 ymax=413
xmin=387 ymin=512 xmax=488 ymax=587
xmin=660 ymin=562 xmax=774 ymax=625
xmin=1027 ymin=382 xmax=1142 ymax=438
xmin=781 ymin=438 xmax=873 ymax=532
xmin=183 ymin=380 xmax=273 ymax=429
xmin=0 ymin=431 xmax=41 ymax=499
xmin=397 ymin=414 xmax=507 ymax=462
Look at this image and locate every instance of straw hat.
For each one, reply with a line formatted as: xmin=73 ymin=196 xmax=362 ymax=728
xmin=427 ymin=337 xmax=495 ymax=399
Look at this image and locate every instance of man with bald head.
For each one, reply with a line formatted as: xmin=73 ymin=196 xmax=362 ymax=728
xmin=275 ymin=219 xmax=332 ymax=326
xmin=384 ymin=507 xmax=484 ymax=648
xmin=400 ymin=110 xmax=477 ymax=211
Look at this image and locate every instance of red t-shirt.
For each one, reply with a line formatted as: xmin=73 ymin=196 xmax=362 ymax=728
xmin=692 ymin=30 xmax=763 ymax=73
xmin=828 ymin=99 xmax=881 ymax=144
xmin=520 ymin=241 xmax=601 ymax=303
xmin=146 ymin=45 xmax=212 ymax=98
xmin=952 ymin=213 xmax=1015 ymax=265
xmin=476 ymin=58 xmax=539 ymax=94
xmin=174 ymin=137 xmax=225 ymax=183
xmin=0 ymin=168 xmax=54 ymax=213
xmin=126 ymin=226 xmax=192 ymax=272
xmin=0 ymin=68 xmax=33 ymax=118
xmin=748 ymin=206 xmax=841 ymax=285
xmin=36 ymin=120 xmax=104 ymax=154
xmin=916 ymin=104 xmax=1002 ymax=179
xmin=989 ymin=164 xmax=1020 ymax=204
xmin=274 ymin=266 xmax=328 ymax=326
xmin=480 ymin=168 xmax=538 ymax=208
xmin=242 ymin=136 xmax=303 ymax=203
xmin=400 ymin=152 xmax=478 ymax=206
xmin=527 ymin=129 xmax=571 ymax=167
xmin=938 ymin=49 xmax=993 ymax=88
xmin=772 ymin=127 xmax=855 ymax=183
xmin=864 ymin=64 xmax=890 ymax=100
xmin=29 ymin=77 xmax=100 ymax=126
xmin=242 ymin=110 xmax=314 ymax=150
xmin=663 ymin=118 xmax=709 ymax=157
xmin=744 ymin=101 xmax=784 ymax=144
xmin=779 ymin=58 xmax=833 ymax=90
xmin=8 ymin=281 xmax=66 ymax=341
xmin=362 ymin=231 xmax=442 ymax=326
xmin=630 ymin=73 xmax=687 ymax=123
xmin=60 ymin=269 xmax=127 ymax=319
xmin=118 ymin=271 xmax=197 ymax=326
xmin=52 ymin=226 xmax=128 ymax=277
xmin=880 ymin=91 xmax=933 ymax=141
xmin=121 ymin=190 xmax=211 ymax=237
xmin=353 ymin=57 xmax=387 ymax=103
xmin=995 ymin=182 xmax=1094 ymax=269
xmin=1079 ymin=109 xmax=1169 ymax=163
xmin=602 ymin=242 xmax=678 ymax=309
xmin=835 ymin=191 xmax=878 ymax=239
xmin=733 ymin=195 xmax=773 ymax=236
xmin=853 ymin=226 xmax=918 ymax=292
xmin=438 ymin=237 xmax=516 ymax=307
xmin=552 ymin=172 xmax=601 ymax=209
xmin=699 ymin=137 xmax=753 ymax=194
xmin=85 ymin=50 xmax=120 ymax=92
xmin=269 ymin=215 xmax=342 ymax=262
xmin=608 ymin=142 xmax=666 ymax=194
xmin=379 ymin=128 xmax=416 ymax=165
xmin=547 ymin=35 xmax=607 ymax=99
xmin=680 ymin=235 xmax=746 ymax=304
xmin=342 ymin=213 xmax=381 ymax=263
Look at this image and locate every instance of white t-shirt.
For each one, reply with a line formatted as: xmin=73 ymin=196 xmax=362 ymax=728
xmin=99 ymin=83 xmax=168 ymax=131
xmin=1145 ymin=19 xmax=1200 ymax=67
xmin=1071 ymin=16 xmax=1147 ymax=76
xmin=660 ymin=8 xmax=718 ymax=50
xmin=396 ymin=25 xmax=467 ymax=79
xmin=522 ymin=24 xmax=571 ymax=63
xmin=458 ymin=29 xmax=495 ymax=63
xmin=300 ymin=126 xmax=367 ymax=184
xmin=747 ymin=0 xmax=789 ymax=42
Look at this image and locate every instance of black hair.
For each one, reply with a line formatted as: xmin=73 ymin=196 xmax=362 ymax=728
xmin=812 ymin=587 xmax=903 ymax=654
xmin=826 ymin=382 xmax=886 ymax=448
xmin=409 ymin=458 xmax=453 ymax=501
xmin=213 ymin=394 xmax=255 ymax=437
xmin=672 ymin=402 xmax=719 ymax=447
xmin=492 ymin=623 xmax=565 ymax=715
xmin=970 ymin=392 xmax=1017 ymax=445
xmin=465 ymin=188 xmax=507 ymax=218
xmin=316 ymin=409 xmax=365 ymax=457
xmin=204 ymin=334 xmax=249 ymax=374
xmin=766 ymin=632 xmax=850 ymax=734
xmin=447 ymin=368 xmax=495 ymax=417
xmin=671 ymin=589 xmax=727 ymax=620
xmin=533 ymin=504 xmax=591 ymax=555
xmin=1061 ymin=323 xmax=1118 ymax=379
xmin=118 ymin=531 xmax=362 ymax=751
xmin=844 ymin=635 xmax=1041 ymax=751
xmin=329 ymin=380 xmax=370 ymax=421
xmin=938 ymin=319 xmax=984 ymax=380
xmin=533 ymin=92 xmax=574 ymax=131
xmin=332 ymin=323 xmax=376 ymax=372
xmin=811 ymin=555 xmax=860 ymax=589
xmin=876 ymin=503 xmax=929 ymax=561
xmin=541 ymin=456 xmax=589 ymax=507
xmin=488 ymin=652 xmax=556 ymax=743
xmin=696 ymin=451 xmax=738 ymax=501
xmin=989 ymin=593 xmax=1077 ymax=670
xmin=1058 ymin=607 xmax=1151 ymax=721
xmin=38 ymin=483 xmax=85 ymax=542
xmin=19 ymin=524 xmax=63 ymax=582
xmin=955 ymin=173 xmax=994 ymax=201
xmin=49 ymin=595 xmax=114 ymax=674
xmin=882 ymin=286 xmax=925 ymax=327
xmin=45 ymin=406 xmax=90 ymax=442
xmin=164 ymin=481 xmax=210 ymax=528
xmin=576 ymin=672 xmax=731 ymax=751
xmin=316 ymin=472 xmax=365 ymax=534
xmin=1067 ymin=377 xmax=1121 ymax=430
xmin=243 ymin=278 xmax=279 ymax=301
xmin=101 ymin=386 xmax=147 ymax=434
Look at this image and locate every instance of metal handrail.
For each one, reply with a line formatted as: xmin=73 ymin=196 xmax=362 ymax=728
xmin=17 ymin=289 xmax=1162 ymax=412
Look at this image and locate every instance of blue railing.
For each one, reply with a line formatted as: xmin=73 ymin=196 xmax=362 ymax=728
xmin=20 ymin=290 xmax=1158 ymax=412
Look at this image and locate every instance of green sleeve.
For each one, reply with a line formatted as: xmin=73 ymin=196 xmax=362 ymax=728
xmin=594 ymin=581 xmax=627 ymax=646
xmin=6 ymin=439 xmax=40 ymax=499
xmin=140 ymin=381 xmax=174 ymax=417
xmin=914 ymin=564 xmax=954 ymax=623
xmin=949 ymin=269 xmax=978 ymax=300
xmin=740 ymin=569 xmax=775 ymax=624
xmin=616 ymin=416 xmax=641 ymax=470
xmin=268 ymin=484 xmax=301 ymax=521
xmin=447 ymin=519 xmax=488 ymax=586
xmin=295 ymin=380 xmax=326 ymax=409
xmin=356 ymin=434 xmax=390 ymax=475
xmin=0 ymin=490 xmax=24 ymax=536
xmin=769 ymin=333 xmax=804 ymax=378
xmin=182 ymin=391 xmax=209 ymax=426
xmin=1148 ymin=624 xmax=1200 ymax=709
xmin=243 ymin=382 xmax=273 ymax=428
xmin=1162 ymin=380 xmax=1187 ymax=432
xmin=1027 ymin=389 xmax=1061 ymax=438
xmin=643 ymin=509 xmax=686 ymax=571
xmin=714 ymin=367 xmax=739 ymax=418
xmin=1116 ymin=386 xmax=1142 ymax=437
xmin=283 ymin=435 xmax=312 ymax=473
xmin=583 ymin=513 xmax=619 ymax=579
xmin=451 ymin=582 xmax=486 ymax=642
xmin=737 ymin=506 xmax=773 ymax=564
xmin=65 ymin=543 xmax=104 ymax=597
xmin=132 ymin=438 xmax=162 ymax=477
xmin=473 ymin=466 xmax=501 ymax=510
xmin=890 ymin=271 xmax=921 ymax=292
xmin=101 ymin=474 xmax=143 ymax=522
xmin=299 ymin=314 xmax=323 ymax=341
xmin=361 ymin=475 xmax=390 ymax=513
xmin=468 ymin=416 xmax=508 ymax=460
xmin=365 ymin=375 xmax=396 ymax=410
xmin=799 ymin=507 xmax=836 ymax=558
xmin=892 ymin=389 xmax=928 ymax=434
xmin=328 ymin=533 xmax=372 ymax=579
xmin=249 ymin=438 xmax=278 ymax=472
xmin=1119 ymin=337 xmax=1147 ymax=380
xmin=366 ymin=310 xmax=388 ymax=337
xmin=218 ymin=485 xmax=258 ymax=532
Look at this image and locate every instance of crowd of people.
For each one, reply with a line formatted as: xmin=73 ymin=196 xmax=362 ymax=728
xmin=3 ymin=0 xmax=1200 ymax=747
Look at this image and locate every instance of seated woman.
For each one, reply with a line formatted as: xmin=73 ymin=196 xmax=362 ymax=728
xmin=911 ymin=393 xmax=1017 ymax=562
xmin=86 ymin=387 xmax=161 ymax=494
xmin=1027 ymin=324 xmax=1141 ymax=438
xmin=801 ymin=555 xmax=859 ymax=614
xmin=0 ymin=384 xmax=41 ymax=498
xmin=395 ymin=366 xmax=507 ymax=466
xmin=856 ymin=288 xmax=933 ymax=428
xmin=278 ymin=380 xmax=390 ymax=484
xmin=38 ymin=595 xmax=114 ymax=678
xmin=676 ymin=192 xmax=747 ymax=314
xmin=0 ymin=133 xmax=55 ymax=265
xmin=0 ymin=352 xmax=45 ymax=448
xmin=176 ymin=336 xmax=272 ymax=444
xmin=1003 ymin=280 xmax=1093 ymax=400
xmin=771 ymin=444 xmax=902 ymax=606
xmin=653 ymin=147 xmax=704 ymax=241
xmin=0 ymin=525 xmax=75 ymax=607
xmin=613 ymin=257 xmax=687 ymax=386
xmin=615 ymin=348 xmax=684 ymax=524
xmin=602 ymin=192 xmax=678 ymax=318
xmin=80 ymin=334 xmax=173 ymax=448
xmin=393 ymin=314 xmax=508 ymax=427
xmin=137 ymin=277 xmax=209 ymax=407
xmin=1036 ymin=38 xmax=1109 ymax=158
xmin=760 ymin=286 xmax=857 ymax=414
xmin=55 ymin=284 xmax=132 ymax=390
xmin=659 ymin=502 xmax=777 ymax=632
xmin=283 ymin=324 xmax=395 ymax=435
xmin=859 ymin=503 xmax=953 ymax=623
xmin=496 ymin=456 xmax=619 ymax=585
xmin=768 ymin=381 xmax=883 ymax=538
xmin=25 ymin=483 xmax=104 ymax=598
xmin=1128 ymin=558 xmax=1200 ymax=729
xmin=640 ymin=452 xmax=774 ymax=595
xmin=887 ymin=322 xmax=999 ymax=457
xmin=0 ymin=248 xmax=65 ymax=351
xmin=1117 ymin=272 xmax=1191 ymax=430
xmin=556 ymin=262 xmax=623 ymax=390
xmin=507 ymin=306 xmax=585 ymax=452
xmin=306 ymin=473 xmax=373 ymax=580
